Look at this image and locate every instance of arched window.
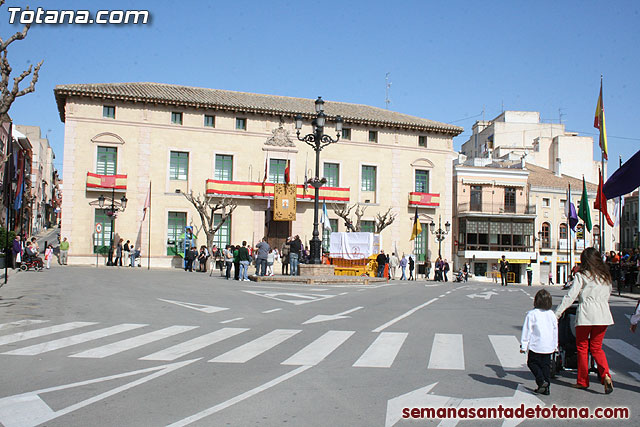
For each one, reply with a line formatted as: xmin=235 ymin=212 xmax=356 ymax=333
xmin=541 ymin=222 xmax=551 ymax=249
xmin=559 ymin=223 xmax=568 ymax=240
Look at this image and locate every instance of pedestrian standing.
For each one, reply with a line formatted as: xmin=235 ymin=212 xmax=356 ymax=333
xmin=376 ymin=250 xmax=387 ymax=278
xmin=184 ymin=246 xmax=196 ymax=272
xmin=630 ymin=300 xmax=640 ymax=333
xmin=425 ymin=259 xmax=432 ymax=280
xmin=526 ymin=263 xmax=533 ymax=286
xmin=123 ymin=240 xmax=131 ymax=266
xmin=59 ymin=237 xmax=69 ymax=265
xmin=463 ymin=262 xmax=469 ymax=282
xmin=44 ymin=244 xmax=54 ymax=269
xmin=399 ymin=255 xmax=407 ymax=280
xmin=554 ymin=247 xmax=614 ymax=393
xmin=224 ymin=245 xmax=234 ymax=280
xmin=238 ymin=241 xmax=251 ymax=281
xmin=389 ymin=252 xmax=399 ymax=280
xmin=499 ymin=255 xmax=509 ymax=286
xmin=520 ymin=289 xmax=557 ymax=395
xmin=266 ymin=249 xmax=275 ymax=276
xmin=287 ymin=235 xmax=302 ymax=276
xmin=281 ymin=243 xmax=290 ymax=275
xmin=115 ymin=238 xmax=123 ymax=267
xmin=548 ymin=271 xmax=554 ymax=285
xmin=11 ymin=235 xmax=22 ymax=269
xmin=409 ymin=255 xmax=415 ymax=281
xmin=443 ymin=259 xmax=450 ymax=282
xmin=256 ymin=237 xmax=270 ymax=276
xmin=233 ymin=245 xmax=240 ymax=280
xmin=492 ymin=265 xmax=498 ymax=283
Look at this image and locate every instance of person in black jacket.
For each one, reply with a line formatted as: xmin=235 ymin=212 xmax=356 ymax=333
xmin=376 ymin=250 xmax=387 ymax=278
xmin=184 ymin=246 xmax=197 ymax=272
xmin=286 ymin=236 xmax=302 ymax=276
xmin=409 ymin=256 xmax=415 ymax=280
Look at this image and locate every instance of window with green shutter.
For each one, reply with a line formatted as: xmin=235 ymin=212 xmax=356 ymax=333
xmin=360 ymin=220 xmax=375 ymax=233
xmin=212 ymin=214 xmax=231 ymax=248
xmin=415 ymin=170 xmax=429 ymax=193
xmin=361 ymin=165 xmax=376 ymax=191
xmin=169 ymin=151 xmax=189 ymax=180
xmin=171 ymin=112 xmax=183 ymax=125
xmin=236 ymin=118 xmax=247 ymax=130
xmin=167 ymin=212 xmax=187 ymax=255
xmin=269 ymin=159 xmax=287 ymax=183
xmin=96 ymin=146 xmax=117 ymax=175
xmin=93 ymin=209 xmax=112 ymax=254
xmin=215 ymin=154 xmax=233 ymax=181
xmin=324 ymin=163 xmax=339 ymax=187
xmin=414 ymin=224 xmax=428 ymax=261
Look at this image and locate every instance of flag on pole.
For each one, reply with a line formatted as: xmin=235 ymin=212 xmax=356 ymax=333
xmin=142 ymin=181 xmax=151 ymax=221
xmin=322 ymin=200 xmax=332 ymax=232
xmin=303 ymin=155 xmax=308 ymax=195
xmin=578 ymin=177 xmax=592 ymax=232
xmin=284 ymin=160 xmax=290 ymax=184
xmin=594 ymin=79 xmax=608 ymax=160
xmin=594 ymin=169 xmax=614 ymax=227
xmin=565 ymin=184 xmax=579 ymax=231
xmin=261 ymin=156 xmax=268 ymax=194
xmin=613 ymin=196 xmax=624 ymax=228
xmin=603 ymin=148 xmax=640 ymax=199
xmin=409 ymin=206 xmax=422 ymax=241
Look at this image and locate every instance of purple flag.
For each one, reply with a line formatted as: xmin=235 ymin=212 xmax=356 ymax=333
xmin=568 ymin=202 xmax=579 ymax=232
xmin=603 ymin=148 xmax=640 ymax=199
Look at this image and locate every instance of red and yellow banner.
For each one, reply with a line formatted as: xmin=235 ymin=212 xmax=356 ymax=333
xmin=408 ymin=192 xmax=440 ymax=207
xmin=86 ymin=172 xmax=127 ymax=190
xmin=206 ymin=179 xmax=350 ymax=202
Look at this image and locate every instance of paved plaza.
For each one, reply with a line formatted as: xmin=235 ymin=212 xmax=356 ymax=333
xmin=0 ymin=265 xmax=638 ymax=426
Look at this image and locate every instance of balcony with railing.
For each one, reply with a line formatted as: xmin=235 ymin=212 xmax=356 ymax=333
xmin=86 ymin=172 xmax=127 ymax=191
xmin=457 ymin=202 xmax=536 ymax=216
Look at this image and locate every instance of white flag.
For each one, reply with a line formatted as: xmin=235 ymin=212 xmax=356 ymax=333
xmin=322 ymin=201 xmax=332 ymax=232
xmin=612 ymin=196 xmax=624 ymax=228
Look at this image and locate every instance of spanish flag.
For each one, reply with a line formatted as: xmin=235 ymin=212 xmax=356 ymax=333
xmin=284 ymin=159 xmax=290 ymax=184
xmin=594 ymin=79 xmax=608 ymax=160
xmin=410 ymin=206 xmax=422 ymax=241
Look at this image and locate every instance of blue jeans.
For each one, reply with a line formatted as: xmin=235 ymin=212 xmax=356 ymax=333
xmin=377 ymin=265 xmax=385 ymax=278
xmin=239 ymin=260 xmax=250 ymax=280
xmin=257 ymin=258 xmax=267 ymax=276
xmin=289 ymin=253 xmax=299 ymax=276
xmin=401 ymin=266 xmax=406 ymax=280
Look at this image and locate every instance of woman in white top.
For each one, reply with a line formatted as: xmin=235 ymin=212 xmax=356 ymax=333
xmin=555 ymin=247 xmax=614 ymax=393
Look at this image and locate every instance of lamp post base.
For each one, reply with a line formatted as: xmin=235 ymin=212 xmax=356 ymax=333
xmin=309 ymin=238 xmax=322 ymax=265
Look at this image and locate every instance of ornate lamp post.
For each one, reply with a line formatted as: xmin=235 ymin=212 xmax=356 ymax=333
xmin=91 ymin=187 xmax=127 ymax=266
xmin=294 ymin=97 xmax=343 ymax=264
xmin=429 ymin=215 xmax=450 ymax=258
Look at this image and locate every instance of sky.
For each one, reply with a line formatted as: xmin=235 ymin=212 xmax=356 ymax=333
xmin=4 ymin=0 xmax=639 ymax=177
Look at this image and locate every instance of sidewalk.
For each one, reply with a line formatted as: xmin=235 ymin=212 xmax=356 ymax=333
xmin=0 ymin=227 xmax=60 ymax=284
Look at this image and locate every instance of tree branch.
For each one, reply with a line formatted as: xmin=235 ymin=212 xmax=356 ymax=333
xmin=375 ymin=207 xmax=397 ymax=233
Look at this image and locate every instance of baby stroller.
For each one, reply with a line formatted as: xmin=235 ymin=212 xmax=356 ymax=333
xmin=20 ymin=255 xmax=44 ymax=271
xmin=552 ymin=303 xmax=599 ymax=379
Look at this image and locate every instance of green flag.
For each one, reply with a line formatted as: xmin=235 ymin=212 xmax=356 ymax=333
xmin=578 ymin=177 xmax=592 ymax=232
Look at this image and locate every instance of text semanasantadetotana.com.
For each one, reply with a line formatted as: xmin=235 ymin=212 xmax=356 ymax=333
xmin=402 ymin=404 xmax=630 ymax=420
xmin=7 ymin=7 xmax=149 ymax=25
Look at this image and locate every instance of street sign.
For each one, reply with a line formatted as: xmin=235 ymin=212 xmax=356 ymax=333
xmin=95 ymin=223 xmax=102 ymax=234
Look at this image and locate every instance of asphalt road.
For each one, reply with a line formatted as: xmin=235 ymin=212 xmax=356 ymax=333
xmin=0 ymin=266 xmax=638 ymax=426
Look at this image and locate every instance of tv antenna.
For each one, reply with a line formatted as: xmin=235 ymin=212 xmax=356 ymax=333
xmin=385 ymin=73 xmax=391 ymax=109
xmin=558 ymin=107 xmax=565 ymax=124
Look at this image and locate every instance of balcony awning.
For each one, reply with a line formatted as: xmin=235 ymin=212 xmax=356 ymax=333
xmin=205 ymin=179 xmax=350 ymax=202
xmin=86 ymin=172 xmax=127 ymax=190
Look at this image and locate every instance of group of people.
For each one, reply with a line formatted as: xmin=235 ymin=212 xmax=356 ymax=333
xmin=11 ymin=234 xmax=54 ymax=269
xmin=374 ymin=251 xmax=458 ymax=282
xmin=112 ymin=238 xmax=141 ymax=267
xmin=519 ymin=247 xmax=635 ymax=396
xmin=605 ymin=249 xmax=640 ymax=290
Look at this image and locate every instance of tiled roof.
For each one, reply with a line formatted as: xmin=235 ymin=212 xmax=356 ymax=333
xmin=53 ymin=82 xmax=463 ymax=135
xmin=526 ymin=164 xmax=597 ymax=192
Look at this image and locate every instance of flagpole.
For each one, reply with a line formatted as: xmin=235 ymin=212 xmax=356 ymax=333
xmin=599 ymin=74 xmax=605 ymax=255
xmin=147 ymin=181 xmax=151 ymax=270
xmin=567 ymin=184 xmax=571 ymax=282
xmin=618 ymin=156 xmax=622 ymax=254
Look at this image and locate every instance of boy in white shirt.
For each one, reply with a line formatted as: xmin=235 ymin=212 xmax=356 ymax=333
xmin=631 ymin=300 xmax=640 ymax=333
xmin=520 ymin=289 xmax=558 ymax=395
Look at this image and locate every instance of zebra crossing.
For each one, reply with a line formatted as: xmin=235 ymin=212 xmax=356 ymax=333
xmin=0 ymin=320 xmax=638 ymax=374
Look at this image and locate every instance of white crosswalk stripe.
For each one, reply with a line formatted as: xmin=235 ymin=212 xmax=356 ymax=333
xmin=0 ymin=322 xmax=97 ymax=346
xmin=353 ymin=332 xmax=407 ymax=368
xmin=69 ymin=325 xmax=199 ymax=358
xmin=604 ymin=339 xmax=640 ymax=367
xmin=210 ymin=329 xmax=301 ymax=363
xmin=0 ymin=319 xmax=49 ymax=331
xmin=428 ymin=333 xmax=465 ymax=370
xmin=2 ymin=324 xmax=147 ymax=356
xmin=488 ymin=335 xmax=527 ymax=371
xmin=140 ymin=328 xmax=248 ymax=361
xmin=282 ymin=330 xmax=354 ymax=366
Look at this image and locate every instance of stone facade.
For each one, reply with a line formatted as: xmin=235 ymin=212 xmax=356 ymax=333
xmin=55 ymin=83 xmax=462 ymax=268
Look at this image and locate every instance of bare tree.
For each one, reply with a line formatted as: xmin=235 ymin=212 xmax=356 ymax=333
xmin=180 ymin=191 xmax=237 ymax=248
xmin=353 ymin=204 xmax=367 ymax=232
xmin=375 ymin=207 xmax=397 ymax=233
xmin=333 ymin=203 xmax=356 ymax=232
xmin=0 ymin=2 xmax=43 ymax=121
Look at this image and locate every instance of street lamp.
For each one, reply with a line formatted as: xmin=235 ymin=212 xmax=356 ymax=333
xmin=294 ymin=96 xmax=343 ymax=264
xmin=90 ymin=187 xmax=127 ymax=266
xmin=429 ymin=215 xmax=450 ymax=258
